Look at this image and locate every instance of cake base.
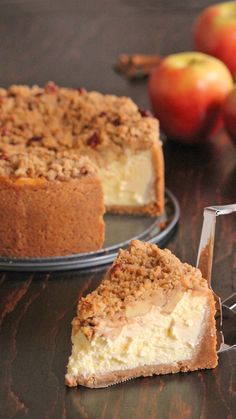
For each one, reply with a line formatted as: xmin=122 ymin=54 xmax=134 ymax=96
xmin=0 ymin=175 xmax=105 ymax=258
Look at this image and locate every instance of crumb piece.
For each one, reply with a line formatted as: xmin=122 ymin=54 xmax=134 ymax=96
xmin=0 ymin=149 xmax=96 ymax=181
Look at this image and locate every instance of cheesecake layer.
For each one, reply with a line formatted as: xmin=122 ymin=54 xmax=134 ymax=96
xmin=99 ymin=149 xmax=155 ymax=207
xmin=67 ymin=291 xmax=209 ymax=379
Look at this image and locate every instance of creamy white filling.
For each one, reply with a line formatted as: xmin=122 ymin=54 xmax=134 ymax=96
xmin=98 ymin=150 xmax=155 ymax=207
xmin=67 ymin=291 xmax=208 ymax=378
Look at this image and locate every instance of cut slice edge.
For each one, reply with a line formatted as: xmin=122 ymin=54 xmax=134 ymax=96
xmin=65 ymin=240 xmax=218 ymax=388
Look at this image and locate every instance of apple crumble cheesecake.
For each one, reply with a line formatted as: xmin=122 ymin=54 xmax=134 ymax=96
xmin=0 ymin=83 xmax=164 ymax=257
xmin=65 ymin=240 xmax=218 ymax=388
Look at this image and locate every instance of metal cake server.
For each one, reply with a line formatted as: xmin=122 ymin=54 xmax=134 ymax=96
xmin=196 ymin=204 xmax=236 ymax=352
xmin=220 ymin=292 xmax=236 ymax=352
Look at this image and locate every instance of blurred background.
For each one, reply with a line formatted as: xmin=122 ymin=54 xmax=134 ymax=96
xmin=1 ymin=2 xmax=236 ymax=418
xmin=0 ymin=0 xmax=218 ymax=107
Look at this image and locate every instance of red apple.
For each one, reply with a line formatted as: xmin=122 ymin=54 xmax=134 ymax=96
xmin=193 ymin=2 xmax=236 ymax=77
xmin=148 ymin=52 xmax=233 ymax=144
xmin=223 ymin=87 xmax=236 ymax=145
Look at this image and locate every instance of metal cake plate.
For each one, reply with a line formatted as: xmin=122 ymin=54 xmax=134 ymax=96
xmin=0 ymin=189 xmax=179 ymax=272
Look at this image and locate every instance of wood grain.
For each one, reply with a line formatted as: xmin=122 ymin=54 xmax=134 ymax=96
xmin=0 ymin=1 xmax=236 ymax=418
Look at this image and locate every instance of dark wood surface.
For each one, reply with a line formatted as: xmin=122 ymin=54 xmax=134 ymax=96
xmin=0 ymin=1 xmax=236 ymax=418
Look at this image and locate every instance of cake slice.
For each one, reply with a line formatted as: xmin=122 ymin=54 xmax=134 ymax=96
xmin=65 ymin=240 xmax=218 ymax=388
xmin=0 ymin=83 xmax=164 ymax=216
xmin=0 ymin=150 xmax=105 ymax=257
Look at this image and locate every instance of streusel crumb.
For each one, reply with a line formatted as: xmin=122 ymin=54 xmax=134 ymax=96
xmin=0 ymin=82 xmax=158 ymax=157
xmin=0 ymin=149 xmax=96 ymax=181
xmin=76 ymin=240 xmax=208 ymax=338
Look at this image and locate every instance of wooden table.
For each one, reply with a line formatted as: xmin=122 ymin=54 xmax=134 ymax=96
xmin=0 ymin=1 xmax=236 ymax=418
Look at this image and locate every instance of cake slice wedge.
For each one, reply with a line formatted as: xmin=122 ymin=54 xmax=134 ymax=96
xmin=65 ymin=240 xmax=218 ymax=388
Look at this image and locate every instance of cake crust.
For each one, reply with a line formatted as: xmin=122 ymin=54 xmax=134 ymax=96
xmin=0 ymin=172 xmax=105 ymax=257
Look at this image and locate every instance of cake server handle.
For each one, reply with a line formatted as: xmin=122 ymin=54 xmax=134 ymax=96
xmin=222 ymin=291 xmax=236 ymax=312
xmin=219 ymin=292 xmax=236 ymax=353
xmin=196 ymin=204 xmax=236 ymax=351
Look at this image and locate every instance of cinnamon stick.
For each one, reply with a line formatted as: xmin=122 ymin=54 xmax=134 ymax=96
xmin=115 ymin=54 xmax=162 ymax=80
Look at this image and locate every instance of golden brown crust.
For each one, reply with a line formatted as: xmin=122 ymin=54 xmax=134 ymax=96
xmin=152 ymin=140 xmax=165 ymax=215
xmin=0 ymin=174 xmax=105 ymax=257
xmin=65 ymin=298 xmax=218 ymax=388
xmin=75 ymin=240 xmax=210 ymax=340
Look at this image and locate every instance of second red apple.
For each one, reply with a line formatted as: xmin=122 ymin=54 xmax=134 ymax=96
xmin=148 ymin=52 xmax=233 ymax=144
xmin=193 ymin=2 xmax=236 ymax=77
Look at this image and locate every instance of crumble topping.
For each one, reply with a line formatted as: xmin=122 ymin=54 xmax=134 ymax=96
xmin=76 ymin=240 xmax=209 ymax=338
xmin=0 ymin=82 xmax=159 ymax=179
xmin=0 ymin=148 xmax=96 ymax=181
xmin=0 ymin=82 xmax=158 ymax=155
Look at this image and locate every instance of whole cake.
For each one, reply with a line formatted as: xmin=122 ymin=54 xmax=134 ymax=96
xmin=0 ymin=83 xmax=164 ymax=257
xmin=65 ymin=240 xmax=218 ymax=388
